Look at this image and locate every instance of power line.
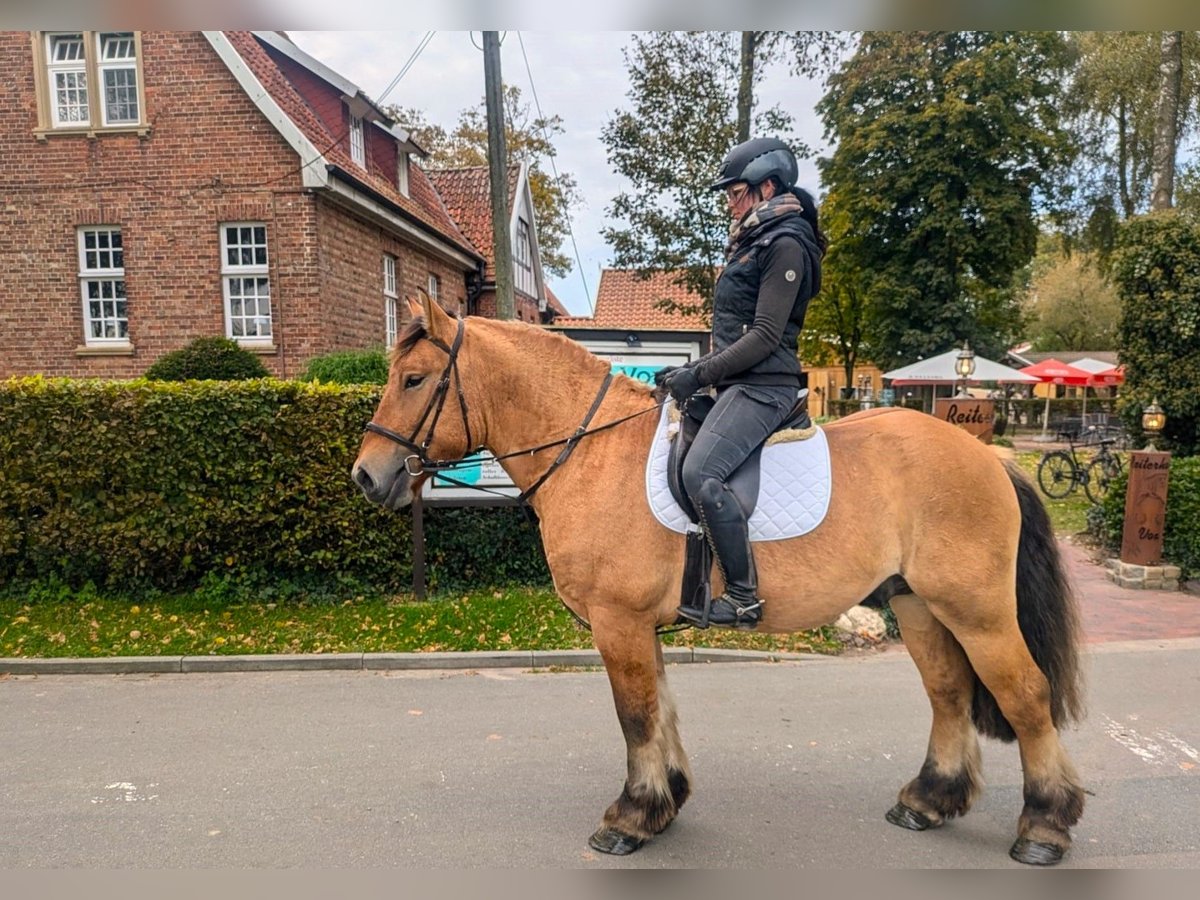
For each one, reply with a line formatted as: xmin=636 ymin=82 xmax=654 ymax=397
xmin=516 ymin=31 xmax=593 ymax=316
xmin=378 ymin=31 xmax=435 ymax=105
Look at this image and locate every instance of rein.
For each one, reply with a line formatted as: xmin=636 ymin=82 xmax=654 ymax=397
xmin=364 ymin=317 xmax=667 ymax=505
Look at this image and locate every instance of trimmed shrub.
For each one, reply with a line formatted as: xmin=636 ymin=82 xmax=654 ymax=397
xmin=1110 ymin=211 xmax=1200 ymax=457
xmin=144 ymin=337 xmax=270 ymax=381
xmin=300 ymin=348 xmax=390 ymax=385
xmin=0 ymin=378 xmax=548 ymax=594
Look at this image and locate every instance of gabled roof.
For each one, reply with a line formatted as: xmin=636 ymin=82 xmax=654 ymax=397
xmin=552 ymin=269 xmax=711 ymax=333
xmin=209 ymin=31 xmax=480 ymax=266
xmin=543 ymin=284 xmax=570 ymax=317
xmin=426 ymin=164 xmax=522 ymax=282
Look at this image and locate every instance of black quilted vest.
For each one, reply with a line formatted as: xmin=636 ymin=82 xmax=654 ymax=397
xmin=710 ymin=214 xmax=821 ymax=387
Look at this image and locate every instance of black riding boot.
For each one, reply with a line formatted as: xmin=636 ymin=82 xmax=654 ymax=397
xmin=677 ymin=480 xmax=761 ymax=630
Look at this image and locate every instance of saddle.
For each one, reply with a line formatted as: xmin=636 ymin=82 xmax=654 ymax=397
xmin=667 ymin=389 xmax=813 ymax=626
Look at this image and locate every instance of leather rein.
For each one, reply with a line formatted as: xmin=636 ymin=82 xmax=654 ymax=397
xmin=363 ymin=317 xmax=665 ymax=505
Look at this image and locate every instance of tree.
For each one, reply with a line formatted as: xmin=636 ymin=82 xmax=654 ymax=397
xmin=602 ymin=31 xmax=841 ymax=312
xmin=387 ymin=86 xmax=581 ymax=278
xmin=818 ymin=32 xmax=1077 ymax=366
xmin=1151 ymin=31 xmax=1185 ymax=210
xmin=1110 ymin=211 xmax=1200 ymax=456
xmin=1022 ymin=250 xmax=1121 ymax=351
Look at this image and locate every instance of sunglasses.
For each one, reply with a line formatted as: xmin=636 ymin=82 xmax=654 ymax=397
xmin=725 ymin=184 xmax=754 ymax=205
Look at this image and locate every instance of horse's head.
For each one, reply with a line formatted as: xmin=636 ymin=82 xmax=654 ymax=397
xmin=352 ymin=292 xmax=475 ymax=510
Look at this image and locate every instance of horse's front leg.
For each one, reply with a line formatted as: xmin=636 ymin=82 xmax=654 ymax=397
xmin=587 ymin=607 xmax=692 ymax=856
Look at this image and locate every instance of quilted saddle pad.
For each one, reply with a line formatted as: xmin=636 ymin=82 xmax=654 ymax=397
xmin=645 ymin=403 xmax=832 ymax=541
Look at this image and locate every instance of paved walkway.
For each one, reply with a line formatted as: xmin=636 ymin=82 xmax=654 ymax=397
xmin=1061 ymin=538 xmax=1200 ymax=643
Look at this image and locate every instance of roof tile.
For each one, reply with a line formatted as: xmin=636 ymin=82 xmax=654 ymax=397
xmin=553 ymin=269 xmax=711 ymax=332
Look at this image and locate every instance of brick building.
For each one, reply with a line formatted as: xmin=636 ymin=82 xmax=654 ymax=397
xmin=0 ymin=30 xmax=550 ymax=378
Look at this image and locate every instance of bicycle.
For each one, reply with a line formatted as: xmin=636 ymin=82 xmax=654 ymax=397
xmin=1036 ymin=432 xmax=1125 ymax=504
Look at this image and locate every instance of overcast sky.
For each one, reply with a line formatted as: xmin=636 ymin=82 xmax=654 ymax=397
xmin=288 ymin=31 xmax=831 ymax=317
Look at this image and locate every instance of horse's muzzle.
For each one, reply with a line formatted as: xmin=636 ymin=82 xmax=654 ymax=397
xmin=351 ymin=461 xmax=414 ymax=511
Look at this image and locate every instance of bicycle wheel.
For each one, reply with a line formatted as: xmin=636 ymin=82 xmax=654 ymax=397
xmin=1037 ymin=451 xmax=1078 ymax=499
xmin=1084 ymin=454 xmax=1123 ymax=505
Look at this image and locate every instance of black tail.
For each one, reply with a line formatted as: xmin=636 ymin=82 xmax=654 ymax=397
xmin=971 ymin=461 xmax=1086 ymax=742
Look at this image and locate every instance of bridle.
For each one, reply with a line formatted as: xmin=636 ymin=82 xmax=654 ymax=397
xmin=363 ymin=317 xmax=665 ymax=504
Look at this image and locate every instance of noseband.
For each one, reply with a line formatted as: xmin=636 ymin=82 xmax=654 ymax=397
xmin=364 ymin=317 xmax=473 ymax=476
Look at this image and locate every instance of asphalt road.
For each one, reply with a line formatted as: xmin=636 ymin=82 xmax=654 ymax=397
xmin=2 ymin=639 xmax=1198 ymax=868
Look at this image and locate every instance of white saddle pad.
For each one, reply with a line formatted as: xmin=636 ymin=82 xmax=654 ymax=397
xmin=645 ymin=402 xmax=832 ymax=541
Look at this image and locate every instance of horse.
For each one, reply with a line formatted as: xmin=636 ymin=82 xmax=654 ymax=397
xmin=351 ymin=294 xmax=1086 ymax=866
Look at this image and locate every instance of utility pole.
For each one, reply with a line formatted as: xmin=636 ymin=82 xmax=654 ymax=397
xmin=483 ymin=31 xmax=515 ymax=320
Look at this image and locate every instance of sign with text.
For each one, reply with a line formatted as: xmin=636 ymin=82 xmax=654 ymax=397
xmin=933 ymin=398 xmax=996 ymax=443
xmin=1120 ymin=450 xmax=1171 ymax=565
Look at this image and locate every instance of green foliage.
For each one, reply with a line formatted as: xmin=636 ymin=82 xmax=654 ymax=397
xmin=0 ymin=378 xmax=550 ymax=594
xmin=144 ymin=337 xmax=269 ymax=381
xmin=1091 ymin=456 xmax=1200 ymax=579
xmin=1022 ymin=247 xmax=1121 ymax=351
xmin=300 ymin=348 xmax=390 ymax=385
xmin=1110 ymin=211 xmax=1200 ymax=456
xmin=819 ymin=32 xmax=1077 ymax=366
xmin=389 ymin=86 xmax=581 ymax=279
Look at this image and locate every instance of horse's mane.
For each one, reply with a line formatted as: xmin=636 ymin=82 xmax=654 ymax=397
xmin=392 ymin=315 xmax=653 ymax=395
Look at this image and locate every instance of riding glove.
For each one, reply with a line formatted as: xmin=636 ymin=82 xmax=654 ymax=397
xmin=663 ymin=367 xmax=702 ymax=404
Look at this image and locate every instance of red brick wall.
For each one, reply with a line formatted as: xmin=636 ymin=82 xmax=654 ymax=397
xmin=0 ymin=31 xmax=475 ymax=379
xmin=476 ymin=289 xmax=544 ymax=323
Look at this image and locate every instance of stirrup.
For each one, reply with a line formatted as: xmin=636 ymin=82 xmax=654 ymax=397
xmin=678 ymin=594 xmax=762 ymax=630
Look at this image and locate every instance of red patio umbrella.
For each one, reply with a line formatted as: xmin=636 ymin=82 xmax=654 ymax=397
xmin=1018 ymin=359 xmax=1096 ymax=438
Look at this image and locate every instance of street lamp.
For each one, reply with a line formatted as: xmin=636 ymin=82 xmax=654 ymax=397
xmin=1142 ymin=399 xmax=1166 ymax=450
xmin=955 ymin=341 xmax=976 ymax=396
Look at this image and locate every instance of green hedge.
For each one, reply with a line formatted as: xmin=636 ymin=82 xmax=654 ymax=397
xmin=144 ymin=336 xmax=270 ymax=381
xmin=1092 ymin=455 xmax=1200 ymax=579
xmin=0 ymin=378 xmax=548 ymax=594
xmin=299 ymin=348 xmax=390 ymax=385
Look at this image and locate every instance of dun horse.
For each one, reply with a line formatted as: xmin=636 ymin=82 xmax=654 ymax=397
xmin=352 ymin=295 xmax=1086 ymax=866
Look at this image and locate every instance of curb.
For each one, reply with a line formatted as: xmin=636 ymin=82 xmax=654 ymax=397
xmin=0 ymin=646 xmax=826 ymax=676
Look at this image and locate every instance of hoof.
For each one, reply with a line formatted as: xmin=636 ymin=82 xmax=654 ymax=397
xmin=1009 ymin=837 xmax=1066 ymax=866
xmin=885 ymin=802 xmax=936 ymax=831
xmin=588 ymin=826 xmax=645 ymax=856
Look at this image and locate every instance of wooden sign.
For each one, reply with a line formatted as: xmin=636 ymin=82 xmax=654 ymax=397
xmin=1120 ymin=451 xmax=1171 ymax=565
xmin=934 ymin=398 xmax=995 ymax=443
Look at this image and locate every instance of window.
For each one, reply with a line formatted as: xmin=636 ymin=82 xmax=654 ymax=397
xmin=349 ymin=114 xmax=365 ymax=167
xmin=384 ymin=254 xmax=398 ymax=348
xmin=397 ymin=152 xmax=410 ymax=197
xmin=220 ymin=224 xmax=272 ymax=342
xmin=78 ymin=226 xmax=127 ymax=343
xmin=514 ymin=217 xmax=536 ymax=296
xmin=37 ymin=32 xmax=145 ymax=133
xmin=427 ymin=273 xmax=439 ymax=303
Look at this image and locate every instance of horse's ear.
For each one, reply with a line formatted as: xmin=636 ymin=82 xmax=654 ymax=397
xmin=417 ymin=288 xmax=455 ymax=343
xmin=403 ymin=296 xmax=422 ymax=324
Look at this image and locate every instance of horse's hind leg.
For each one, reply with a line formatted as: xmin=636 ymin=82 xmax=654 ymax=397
xmin=945 ymin=617 xmax=1084 ymax=865
xmin=586 ymin=608 xmax=691 ymax=856
xmin=888 ymin=594 xmax=983 ymax=830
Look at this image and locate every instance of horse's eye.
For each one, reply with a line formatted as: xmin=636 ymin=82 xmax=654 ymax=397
xmin=404 ymin=374 xmax=426 ymax=390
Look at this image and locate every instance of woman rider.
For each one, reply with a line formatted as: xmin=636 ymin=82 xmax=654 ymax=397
xmin=657 ymin=137 xmax=827 ymax=630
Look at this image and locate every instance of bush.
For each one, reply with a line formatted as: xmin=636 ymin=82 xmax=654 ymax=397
xmin=300 ymin=348 xmax=389 ymax=385
xmin=144 ymin=337 xmax=270 ymax=381
xmin=1111 ymin=211 xmax=1200 ymax=457
xmin=1090 ymin=455 xmax=1200 ymax=579
xmin=0 ymin=378 xmax=549 ymax=594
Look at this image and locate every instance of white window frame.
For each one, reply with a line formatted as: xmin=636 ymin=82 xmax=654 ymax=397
xmin=96 ymin=32 xmax=140 ymax=126
xmin=220 ymin=223 xmax=273 ymax=345
xmin=514 ymin=217 xmax=536 ymax=296
xmin=397 ymin=152 xmax=410 ymax=197
xmin=384 ymin=254 xmax=398 ymax=348
xmin=77 ymin=226 xmax=128 ymax=345
xmin=349 ymin=113 xmax=365 ymax=167
xmin=36 ymin=31 xmax=146 ymax=134
xmin=427 ymin=273 xmax=439 ymax=303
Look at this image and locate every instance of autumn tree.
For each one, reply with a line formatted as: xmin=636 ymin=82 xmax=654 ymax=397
xmin=819 ymin=31 xmax=1077 ymax=367
xmin=601 ymin=31 xmax=843 ymax=313
xmin=388 ymin=85 xmax=580 ymax=278
xmin=1022 ymin=249 xmax=1121 ymax=351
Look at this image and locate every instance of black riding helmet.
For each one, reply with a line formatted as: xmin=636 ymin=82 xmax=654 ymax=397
xmin=709 ymin=137 xmax=798 ymax=192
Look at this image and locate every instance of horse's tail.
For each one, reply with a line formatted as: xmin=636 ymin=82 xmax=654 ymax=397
xmin=971 ymin=460 xmax=1086 ymax=742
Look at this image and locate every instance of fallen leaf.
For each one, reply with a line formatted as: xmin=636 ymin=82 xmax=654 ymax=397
xmin=408 ymin=710 xmax=423 ymax=716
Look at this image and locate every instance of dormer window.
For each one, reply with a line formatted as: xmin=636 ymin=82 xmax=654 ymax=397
xmin=397 ymin=152 xmax=410 ymax=197
xmin=349 ymin=113 xmax=365 ymax=167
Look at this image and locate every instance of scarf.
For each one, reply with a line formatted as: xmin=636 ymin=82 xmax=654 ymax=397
xmin=725 ymin=193 xmax=806 ymax=259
